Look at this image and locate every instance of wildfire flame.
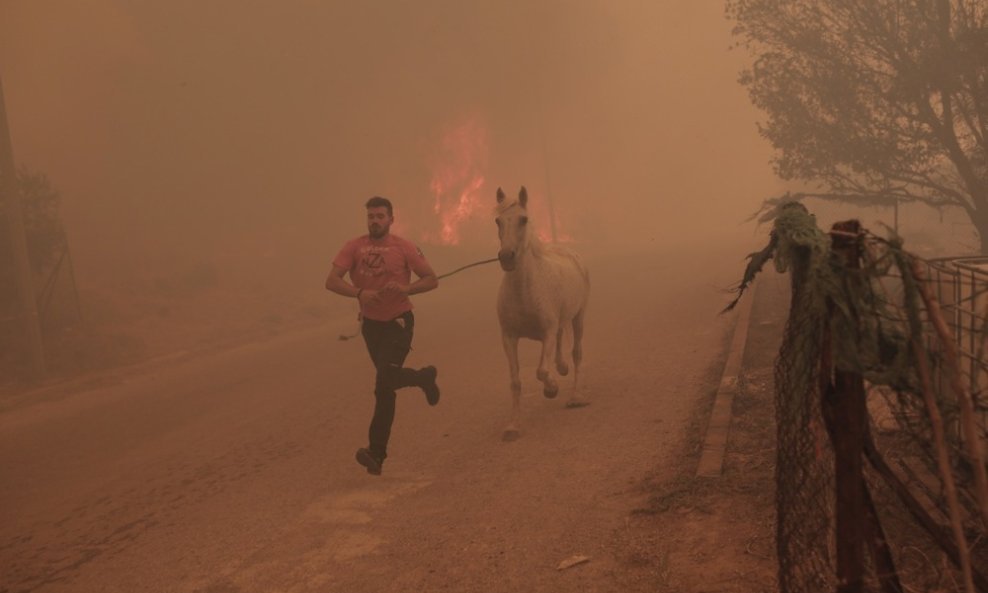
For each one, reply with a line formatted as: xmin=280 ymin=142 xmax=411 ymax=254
xmin=426 ymin=114 xmax=575 ymax=246
xmin=428 ymin=116 xmax=488 ymax=245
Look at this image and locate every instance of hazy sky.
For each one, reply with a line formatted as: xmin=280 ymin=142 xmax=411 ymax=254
xmin=1 ymin=0 xmax=778 ymax=274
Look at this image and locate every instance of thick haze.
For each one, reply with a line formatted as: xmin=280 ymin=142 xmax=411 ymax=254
xmin=1 ymin=0 xmax=776 ymax=281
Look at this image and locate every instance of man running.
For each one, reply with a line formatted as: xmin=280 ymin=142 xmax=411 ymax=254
xmin=325 ymin=196 xmax=441 ymax=475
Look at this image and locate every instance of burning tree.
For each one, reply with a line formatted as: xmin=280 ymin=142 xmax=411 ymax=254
xmin=727 ymin=0 xmax=988 ymax=253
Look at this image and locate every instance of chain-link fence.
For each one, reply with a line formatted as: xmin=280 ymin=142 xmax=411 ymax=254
xmin=737 ymin=202 xmax=988 ymax=592
xmin=772 ymin=218 xmax=837 ymax=593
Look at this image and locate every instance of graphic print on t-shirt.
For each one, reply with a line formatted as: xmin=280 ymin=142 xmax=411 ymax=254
xmin=359 ymin=247 xmax=389 ymax=277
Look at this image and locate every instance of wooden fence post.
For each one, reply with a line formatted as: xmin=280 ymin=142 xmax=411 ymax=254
xmin=827 ymin=220 xmax=868 ymax=593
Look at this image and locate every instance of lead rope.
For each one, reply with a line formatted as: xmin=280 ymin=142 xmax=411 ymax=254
xmin=436 ymin=257 xmax=499 ymax=280
xmin=337 ymin=257 xmax=499 ymax=340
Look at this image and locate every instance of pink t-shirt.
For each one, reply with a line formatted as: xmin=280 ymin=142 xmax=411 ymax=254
xmin=332 ymin=234 xmax=431 ymax=321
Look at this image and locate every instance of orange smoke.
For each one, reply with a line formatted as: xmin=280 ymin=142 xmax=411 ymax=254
xmin=527 ymin=189 xmax=573 ymax=244
xmin=427 ymin=115 xmax=488 ymax=245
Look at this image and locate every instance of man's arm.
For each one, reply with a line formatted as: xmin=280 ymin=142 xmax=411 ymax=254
xmin=325 ymin=264 xmax=360 ymax=297
xmin=382 ymin=260 xmax=438 ymax=297
xmin=325 ymin=265 xmax=383 ymax=305
xmin=407 ymin=267 xmax=439 ymax=295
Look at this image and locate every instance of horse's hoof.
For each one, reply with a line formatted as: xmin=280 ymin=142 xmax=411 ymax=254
xmin=565 ymin=399 xmax=590 ymax=409
xmin=543 ymin=386 xmax=559 ymax=399
xmin=556 ymin=363 xmax=570 ymax=376
xmin=502 ymin=429 xmax=521 ymax=442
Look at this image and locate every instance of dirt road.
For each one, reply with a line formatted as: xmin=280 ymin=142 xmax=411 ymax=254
xmin=0 ymin=240 xmax=757 ymax=593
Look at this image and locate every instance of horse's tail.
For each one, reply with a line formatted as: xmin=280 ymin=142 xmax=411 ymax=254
xmin=572 ymin=304 xmax=586 ymax=370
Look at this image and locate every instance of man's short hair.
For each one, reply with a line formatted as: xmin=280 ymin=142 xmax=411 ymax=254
xmin=365 ymin=196 xmax=393 ymax=217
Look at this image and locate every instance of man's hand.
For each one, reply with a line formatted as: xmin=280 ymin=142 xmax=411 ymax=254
xmin=381 ymin=281 xmax=409 ymax=297
xmin=358 ymin=288 xmax=383 ymax=304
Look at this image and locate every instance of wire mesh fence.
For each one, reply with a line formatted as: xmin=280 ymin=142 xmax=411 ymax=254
xmin=738 ymin=202 xmax=988 ymax=592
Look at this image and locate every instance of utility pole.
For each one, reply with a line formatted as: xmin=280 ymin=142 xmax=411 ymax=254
xmin=893 ymin=198 xmax=899 ymax=236
xmin=540 ymin=129 xmax=558 ymax=243
xmin=0 ymin=74 xmax=46 ymax=379
xmin=537 ymin=82 xmax=558 ymax=244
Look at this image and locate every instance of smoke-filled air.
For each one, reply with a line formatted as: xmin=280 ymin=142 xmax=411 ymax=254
xmin=4 ymin=1 xmax=980 ymax=591
xmin=0 ymin=0 xmax=791 ymax=375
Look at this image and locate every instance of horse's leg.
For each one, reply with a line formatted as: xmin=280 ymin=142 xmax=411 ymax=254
xmin=566 ymin=308 xmax=588 ymax=408
xmin=537 ymin=323 xmax=560 ymax=399
xmin=502 ymin=333 xmax=523 ymax=441
xmin=555 ymin=325 xmax=569 ymax=377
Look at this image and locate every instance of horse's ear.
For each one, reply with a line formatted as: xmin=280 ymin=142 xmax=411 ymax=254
xmin=519 ymin=186 xmax=528 ymax=208
xmin=496 ymin=187 xmax=505 ymax=203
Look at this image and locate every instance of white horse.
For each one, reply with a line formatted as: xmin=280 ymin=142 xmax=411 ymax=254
xmin=495 ymin=186 xmax=590 ymax=441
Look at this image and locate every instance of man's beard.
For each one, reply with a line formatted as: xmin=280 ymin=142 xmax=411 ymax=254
xmin=369 ymin=224 xmax=386 ymax=238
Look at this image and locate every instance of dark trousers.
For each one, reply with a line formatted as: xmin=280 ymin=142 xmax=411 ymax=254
xmin=361 ymin=311 xmax=420 ymax=460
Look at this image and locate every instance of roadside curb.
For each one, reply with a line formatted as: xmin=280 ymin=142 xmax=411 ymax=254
xmin=695 ymin=281 xmax=757 ymax=478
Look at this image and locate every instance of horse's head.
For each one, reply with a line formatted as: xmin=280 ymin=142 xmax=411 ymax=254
xmin=495 ymin=186 xmax=530 ymax=272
